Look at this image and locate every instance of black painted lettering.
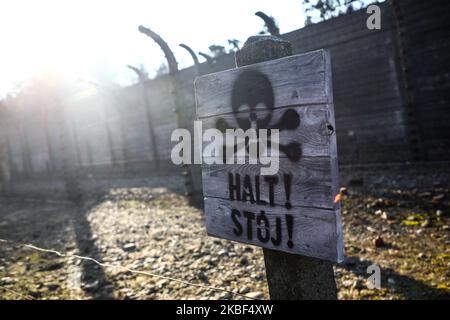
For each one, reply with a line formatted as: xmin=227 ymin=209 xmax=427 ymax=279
xmin=231 ymin=209 xmax=243 ymax=236
xmin=242 ymin=174 xmax=255 ymax=204
xmin=284 ymin=174 xmax=292 ymax=209
xmin=271 ymin=216 xmax=282 ymax=246
xmin=285 ymin=214 xmax=294 ymax=248
xmin=256 ymin=211 xmax=270 ymax=243
xmin=228 ymin=173 xmax=241 ymax=201
xmin=243 ymin=211 xmax=256 ymax=240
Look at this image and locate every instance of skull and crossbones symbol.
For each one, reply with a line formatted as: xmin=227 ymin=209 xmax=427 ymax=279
xmin=215 ymin=69 xmax=302 ymax=162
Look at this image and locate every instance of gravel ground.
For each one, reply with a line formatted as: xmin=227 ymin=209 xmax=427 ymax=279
xmin=0 ymin=174 xmax=449 ymax=300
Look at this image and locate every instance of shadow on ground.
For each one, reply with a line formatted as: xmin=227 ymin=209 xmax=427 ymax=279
xmin=342 ymin=256 xmax=450 ymax=299
xmin=0 ymin=171 xmax=186 ymax=299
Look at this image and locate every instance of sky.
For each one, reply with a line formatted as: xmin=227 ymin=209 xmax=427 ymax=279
xmin=0 ymin=0 xmax=307 ymax=97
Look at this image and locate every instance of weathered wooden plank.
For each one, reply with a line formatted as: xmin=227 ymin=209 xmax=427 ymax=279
xmin=195 ymin=50 xmax=329 ymax=118
xmin=204 ymin=197 xmax=343 ymax=262
xmin=200 ymin=105 xmax=331 ymax=158
xmin=199 ymin=103 xmax=338 ymax=209
xmin=195 ymin=47 xmax=342 ymax=263
xmin=202 ymin=156 xmax=334 ymax=209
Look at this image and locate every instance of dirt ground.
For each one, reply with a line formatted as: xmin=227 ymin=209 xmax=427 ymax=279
xmin=0 ymin=175 xmax=449 ymax=300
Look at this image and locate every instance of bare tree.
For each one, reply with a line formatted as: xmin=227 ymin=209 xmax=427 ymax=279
xmin=208 ymin=45 xmax=227 ymax=58
xmin=154 ymin=63 xmax=169 ymax=77
xmin=198 ymin=44 xmax=227 ymax=66
xmin=227 ymin=39 xmax=241 ymax=51
xmin=303 ymin=0 xmax=382 ymax=24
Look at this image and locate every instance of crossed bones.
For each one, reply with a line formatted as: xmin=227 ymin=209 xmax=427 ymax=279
xmin=215 ymin=69 xmax=302 ymax=162
xmin=215 ymin=108 xmax=302 ymax=162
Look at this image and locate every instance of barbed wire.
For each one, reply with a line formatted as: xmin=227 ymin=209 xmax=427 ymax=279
xmin=0 ymin=285 xmax=35 ymax=300
xmin=0 ymin=238 xmax=259 ymax=300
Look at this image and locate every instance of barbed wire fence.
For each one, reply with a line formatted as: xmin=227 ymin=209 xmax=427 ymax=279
xmin=0 ymin=238 xmax=259 ymax=300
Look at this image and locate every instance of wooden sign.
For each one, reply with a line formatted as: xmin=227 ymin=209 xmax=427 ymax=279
xmin=194 ymin=49 xmax=344 ymax=262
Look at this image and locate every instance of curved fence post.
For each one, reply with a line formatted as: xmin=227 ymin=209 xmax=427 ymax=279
xmin=179 ymin=44 xmax=199 ymax=67
xmin=198 ymin=52 xmax=215 ymax=67
xmin=138 ymin=25 xmax=178 ymax=75
xmin=138 ymin=26 xmax=197 ymax=203
xmin=255 ymin=11 xmax=280 ymax=36
xmin=179 ymin=43 xmax=200 ymax=75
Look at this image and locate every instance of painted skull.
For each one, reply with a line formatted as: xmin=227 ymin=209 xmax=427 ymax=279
xmin=214 ymin=69 xmax=302 ymax=163
xmin=230 ymin=69 xmax=274 ymax=131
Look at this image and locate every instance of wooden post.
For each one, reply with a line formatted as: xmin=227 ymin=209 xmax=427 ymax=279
xmin=236 ymin=35 xmax=338 ymax=300
xmin=57 ymin=99 xmax=82 ymax=203
xmin=139 ymin=26 xmax=197 ymax=199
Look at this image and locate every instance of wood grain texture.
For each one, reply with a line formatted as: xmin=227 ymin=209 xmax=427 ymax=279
xmin=204 ymin=197 xmax=343 ymax=262
xmin=202 ymin=156 xmax=334 ymax=209
xmin=200 ymin=105 xmax=331 ymax=158
xmin=195 ymin=48 xmax=343 ymax=262
xmin=195 ymin=50 xmax=329 ymax=119
xmin=200 ymin=103 xmax=337 ymax=209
